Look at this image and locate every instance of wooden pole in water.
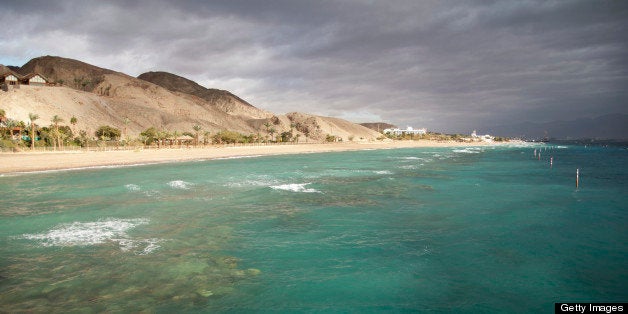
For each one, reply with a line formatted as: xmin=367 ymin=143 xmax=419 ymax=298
xmin=550 ymin=156 xmax=553 ymax=168
xmin=576 ymin=168 xmax=579 ymax=188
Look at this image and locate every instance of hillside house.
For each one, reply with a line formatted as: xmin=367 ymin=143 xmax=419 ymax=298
xmin=1 ymin=71 xmax=50 ymax=91
xmin=20 ymin=73 xmax=49 ymax=86
xmin=0 ymin=73 xmax=19 ymax=86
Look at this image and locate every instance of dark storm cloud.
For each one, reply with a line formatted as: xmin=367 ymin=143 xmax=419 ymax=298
xmin=1 ymin=0 xmax=626 ymax=133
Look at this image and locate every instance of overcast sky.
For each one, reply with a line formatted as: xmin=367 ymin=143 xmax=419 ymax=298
xmin=1 ymin=0 xmax=626 ymax=133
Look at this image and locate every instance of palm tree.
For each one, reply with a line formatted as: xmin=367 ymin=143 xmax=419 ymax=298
xmin=69 ymin=116 xmax=78 ymax=143
xmin=269 ymin=127 xmax=276 ymax=143
xmin=51 ymin=115 xmax=63 ymax=150
xmin=192 ymin=125 xmax=202 ymax=147
xmin=28 ymin=113 xmax=39 ymax=150
xmin=0 ymin=108 xmax=6 ymax=123
xmin=263 ymin=121 xmax=272 ymax=143
xmin=203 ymin=131 xmax=211 ymax=146
xmin=4 ymin=119 xmax=16 ymax=140
xmin=172 ymin=130 xmax=180 ymax=148
xmin=156 ymin=130 xmax=166 ymax=148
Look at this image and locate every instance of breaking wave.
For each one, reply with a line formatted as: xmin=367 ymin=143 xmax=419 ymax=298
xmin=452 ymin=148 xmax=483 ymax=154
xmin=225 ymin=175 xmax=279 ymax=188
xmin=168 ymin=180 xmax=193 ymax=189
xmin=125 ymin=184 xmax=141 ymax=191
xmin=270 ymin=183 xmax=321 ymax=193
xmin=214 ymin=155 xmax=264 ymax=160
xmin=18 ymin=218 xmax=161 ymax=253
xmin=374 ymin=170 xmax=393 ymax=175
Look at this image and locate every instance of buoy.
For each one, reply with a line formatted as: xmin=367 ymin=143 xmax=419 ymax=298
xmin=576 ymin=168 xmax=579 ymax=188
xmin=534 ymin=149 xmax=537 ymax=158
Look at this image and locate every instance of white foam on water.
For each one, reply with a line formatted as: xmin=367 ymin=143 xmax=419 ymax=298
xmin=19 ymin=218 xmax=149 ymax=247
xmin=225 ymin=175 xmax=279 ymax=188
xmin=143 ymin=190 xmax=159 ymax=197
xmin=118 ymin=237 xmax=163 ymax=255
xmin=168 ymin=180 xmax=193 ymax=189
xmin=400 ymin=157 xmax=422 ymax=160
xmin=374 ymin=170 xmax=393 ymax=175
xmin=125 ymin=184 xmax=141 ymax=191
xmin=139 ymin=238 xmax=163 ymax=255
xmin=226 ymin=179 xmax=272 ymax=188
xmin=399 ymin=165 xmax=419 ymax=170
xmin=214 ymin=154 xmax=264 ymax=160
xmin=270 ymin=183 xmax=321 ymax=193
xmin=452 ymin=147 xmax=482 ymax=154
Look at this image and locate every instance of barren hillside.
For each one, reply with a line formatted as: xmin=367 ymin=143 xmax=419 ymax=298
xmin=1 ymin=56 xmax=381 ymax=142
xmin=138 ymin=71 xmax=272 ymax=120
xmin=0 ymin=82 xmax=256 ymax=137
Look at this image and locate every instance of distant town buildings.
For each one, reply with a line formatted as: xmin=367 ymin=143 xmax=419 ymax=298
xmin=383 ymin=126 xmax=427 ymax=136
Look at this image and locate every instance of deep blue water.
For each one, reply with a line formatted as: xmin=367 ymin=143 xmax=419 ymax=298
xmin=1 ymin=142 xmax=626 ymax=312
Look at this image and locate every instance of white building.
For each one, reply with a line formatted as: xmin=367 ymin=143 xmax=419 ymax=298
xmin=471 ymin=130 xmax=494 ymax=142
xmin=383 ymin=126 xmax=427 ymax=136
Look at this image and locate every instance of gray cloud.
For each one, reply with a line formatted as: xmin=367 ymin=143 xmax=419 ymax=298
xmin=1 ymin=0 xmax=626 ymax=133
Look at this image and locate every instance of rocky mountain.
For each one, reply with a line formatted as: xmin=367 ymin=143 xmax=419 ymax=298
xmin=138 ymin=71 xmax=272 ymax=120
xmin=1 ymin=56 xmax=380 ymax=141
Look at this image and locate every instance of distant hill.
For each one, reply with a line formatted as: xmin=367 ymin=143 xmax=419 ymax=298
xmin=138 ymin=71 xmax=271 ymax=119
xmin=359 ymin=123 xmax=397 ymax=133
xmin=486 ymin=114 xmax=628 ymax=140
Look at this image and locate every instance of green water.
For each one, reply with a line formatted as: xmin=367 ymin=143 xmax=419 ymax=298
xmin=1 ymin=144 xmax=626 ymax=312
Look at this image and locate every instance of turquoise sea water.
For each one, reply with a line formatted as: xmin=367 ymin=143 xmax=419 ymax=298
xmin=1 ymin=143 xmax=626 ymax=312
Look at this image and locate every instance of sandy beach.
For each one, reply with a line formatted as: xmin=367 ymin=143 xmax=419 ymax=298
xmin=0 ymin=140 xmax=499 ymax=175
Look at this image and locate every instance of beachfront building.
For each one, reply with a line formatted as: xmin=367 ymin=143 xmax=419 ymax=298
xmin=471 ymin=130 xmax=494 ymax=142
xmin=383 ymin=126 xmax=427 ymax=136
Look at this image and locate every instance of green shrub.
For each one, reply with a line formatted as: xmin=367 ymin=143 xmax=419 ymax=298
xmin=95 ymin=125 xmax=121 ymax=140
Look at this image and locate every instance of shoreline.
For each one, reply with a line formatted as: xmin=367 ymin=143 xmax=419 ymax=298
xmin=0 ymin=140 xmax=509 ymax=175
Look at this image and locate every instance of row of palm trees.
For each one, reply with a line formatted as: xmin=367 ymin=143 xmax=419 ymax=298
xmin=0 ymin=109 xmax=310 ymax=150
xmin=28 ymin=113 xmax=77 ymax=150
xmin=0 ymin=110 xmax=79 ymax=150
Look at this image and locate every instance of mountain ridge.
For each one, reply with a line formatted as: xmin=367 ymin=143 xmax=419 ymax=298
xmin=0 ymin=55 xmax=380 ymax=142
xmin=137 ymin=71 xmax=272 ymax=120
